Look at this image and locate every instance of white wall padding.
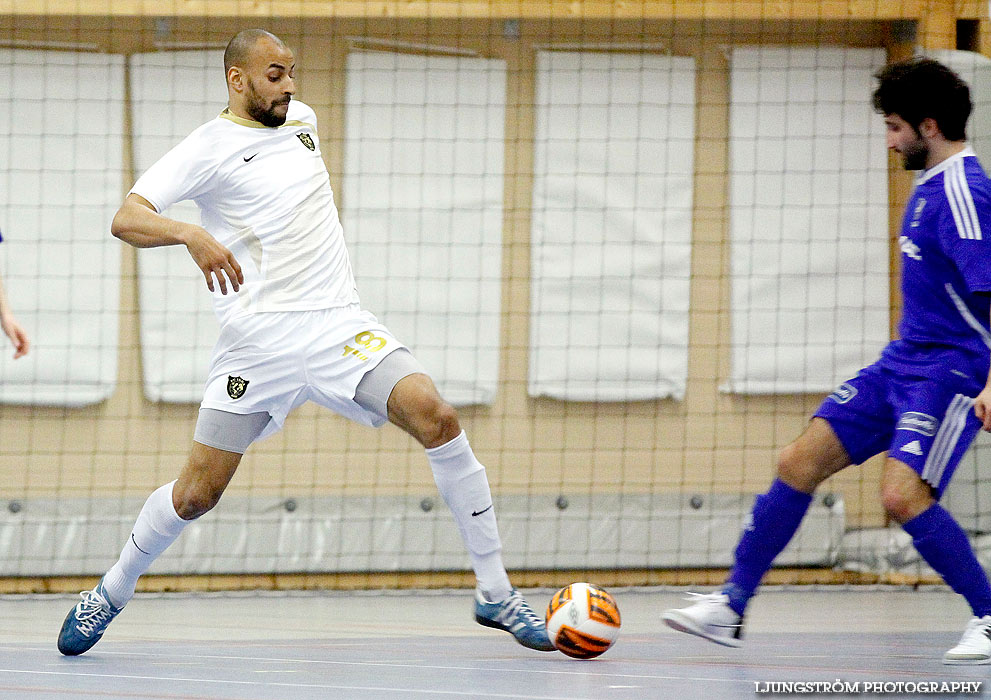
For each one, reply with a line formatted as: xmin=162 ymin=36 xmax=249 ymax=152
xmin=130 ymin=51 xmax=227 ymax=402
xmin=343 ymin=51 xmax=506 ymax=406
xmin=529 ymin=52 xmax=694 ymax=401
xmin=726 ymin=47 xmax=890 ymax=394
xmin=0 ymin=50 xmax=124 ymax=406
xmin=0 ymin=491 xmax=842 ymax=575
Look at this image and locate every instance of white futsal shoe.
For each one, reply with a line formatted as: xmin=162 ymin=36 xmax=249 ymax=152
xmin=944 ymin=615 xmax=991 ymax=664
xmin=662 ymin=591 xmax=744 ymax=647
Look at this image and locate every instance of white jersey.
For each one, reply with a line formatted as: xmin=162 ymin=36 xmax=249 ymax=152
xmin=131 ymin=100 xmax=359 ymax=324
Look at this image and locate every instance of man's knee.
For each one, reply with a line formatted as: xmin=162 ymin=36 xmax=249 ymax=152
xmin=172 ymin=478 xmax=222 ymax=520
xmin=386 ymin=373 xmax=461 ymax=448
xmin=173 ymin=447 xmax=240 ymax=520
xmin=416 ymin=398 xmax=461 ymax=448
xmin=880 ymin=463 xmax=933 ymax=524
xmin=776 ymin=442 xmax=819 ymax=493
xmin=880 ymin=487 xmax=913 ymax=524
xmin=775 ymin=418 xmax=849 ymax=494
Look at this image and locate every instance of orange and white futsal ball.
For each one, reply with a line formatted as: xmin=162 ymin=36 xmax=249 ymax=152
xmin=545 ymin=582 xmax=621 ymax=658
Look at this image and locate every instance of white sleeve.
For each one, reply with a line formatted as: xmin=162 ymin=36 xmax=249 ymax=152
xmin=129 ymin=129 xmax=219 ymax=214
xmin=295 ymin=101 xmax=319 ymax=138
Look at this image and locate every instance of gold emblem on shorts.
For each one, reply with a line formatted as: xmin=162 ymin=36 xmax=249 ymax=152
xmin=227 ymin=375 xmax=249 ymax=399
xmin=296 ymin=132 xmax=315 ymax=151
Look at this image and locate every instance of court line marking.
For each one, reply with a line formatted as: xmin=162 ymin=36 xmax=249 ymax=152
xmin=0 ymin=668 xmax=737 ymax=699
xmin=0 ymin=643 xmax=955 ymax=682
xmin=0 ymin=684 xmax=230 ymax=700
xmin=1 ymin=663 xmax=749 ymax=686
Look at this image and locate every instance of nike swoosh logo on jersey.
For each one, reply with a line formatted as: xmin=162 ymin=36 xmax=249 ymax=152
xmin=471 ymin=504 xmax=493 ymax=517
xmin=243 ymin=153 xmax=258 ymax=162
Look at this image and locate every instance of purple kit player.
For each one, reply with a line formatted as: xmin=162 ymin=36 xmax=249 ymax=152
xmin=664 ymin=56 xmax=991 ymax=664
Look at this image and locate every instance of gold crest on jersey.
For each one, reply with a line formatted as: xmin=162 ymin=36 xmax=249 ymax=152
xmin=296 ymin=132 xmax=315 ymax=151
xmin=227 ymin=375 xmax=249 ymax=399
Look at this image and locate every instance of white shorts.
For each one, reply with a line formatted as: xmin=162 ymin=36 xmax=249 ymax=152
xmin=200 ymin=304 xmax=406 ymax=440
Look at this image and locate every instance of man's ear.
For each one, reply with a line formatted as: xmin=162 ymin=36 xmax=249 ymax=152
xmin=919 ymin=116 xmax=941 ymax=140
xmin=227 ymin=66 xmax=244 ymax=93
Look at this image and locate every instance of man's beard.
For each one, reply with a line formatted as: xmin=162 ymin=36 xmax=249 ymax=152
xmin=901 ymin=137 xmax=929 ymax=171
xmin=246 ymin=84 xmax=289 ymax=127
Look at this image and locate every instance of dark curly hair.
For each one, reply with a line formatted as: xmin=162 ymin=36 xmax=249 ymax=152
xmin=872 ymin=56 xmax=971 ymax=141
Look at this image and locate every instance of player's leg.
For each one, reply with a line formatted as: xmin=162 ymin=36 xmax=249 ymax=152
xmin=879 ymin=391 xmax=991 ymax=664
xmin=883 ymin=458 xmax=991 ymax=631
xmin=358 ymin=352 xmax=506 ymax=588
xmin=353 ymin=350 xmax=554 ymax=651
xmin=664 ymin=366 xmax=893 ymax=646
xmin=722 ymin=417 xmax=851 ymax=613
xmin=57 ymin=410 xmax=270 ymax=656
xmin=381 ymin=369 xmax=507 ymax=589
xmin=662 ymin=417 xmax=852 ymax=646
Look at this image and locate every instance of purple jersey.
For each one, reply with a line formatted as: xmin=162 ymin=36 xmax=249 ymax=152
xmin=882 ymin=147 xmax=991 ymax=376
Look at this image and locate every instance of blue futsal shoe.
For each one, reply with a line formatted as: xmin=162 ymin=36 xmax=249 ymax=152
xmin=474 ymin=587 xmax=556 ymax=651
xmin=58 ymin=577 xmax=124 ymax=656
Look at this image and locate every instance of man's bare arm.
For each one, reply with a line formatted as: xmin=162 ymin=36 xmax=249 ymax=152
xmin=111 ymin=193 xmax=243 ymax=295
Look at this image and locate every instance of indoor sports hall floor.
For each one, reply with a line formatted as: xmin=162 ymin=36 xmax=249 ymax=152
xmin=1 ymin=587 xmax=988 ymax=699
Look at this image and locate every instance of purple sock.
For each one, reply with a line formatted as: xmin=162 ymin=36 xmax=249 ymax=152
xmin=723 ymin=478 xmax=812 ymax=616
xmin=904 ymin=503 xmax=991 ymax=618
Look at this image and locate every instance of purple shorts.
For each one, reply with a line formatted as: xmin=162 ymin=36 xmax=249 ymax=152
xmin=815 ymin=359 xmax=982 ymax=497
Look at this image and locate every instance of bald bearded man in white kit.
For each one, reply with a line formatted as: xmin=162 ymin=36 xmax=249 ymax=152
xmin=58 ymin=29 xmax=552 ymax=657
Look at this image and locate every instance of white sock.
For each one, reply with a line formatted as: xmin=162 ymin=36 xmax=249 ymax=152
xmin=101 ymin=480 xmax=188 ymax=608
xmin=426 ymin=430 xmax=512 ymax=600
